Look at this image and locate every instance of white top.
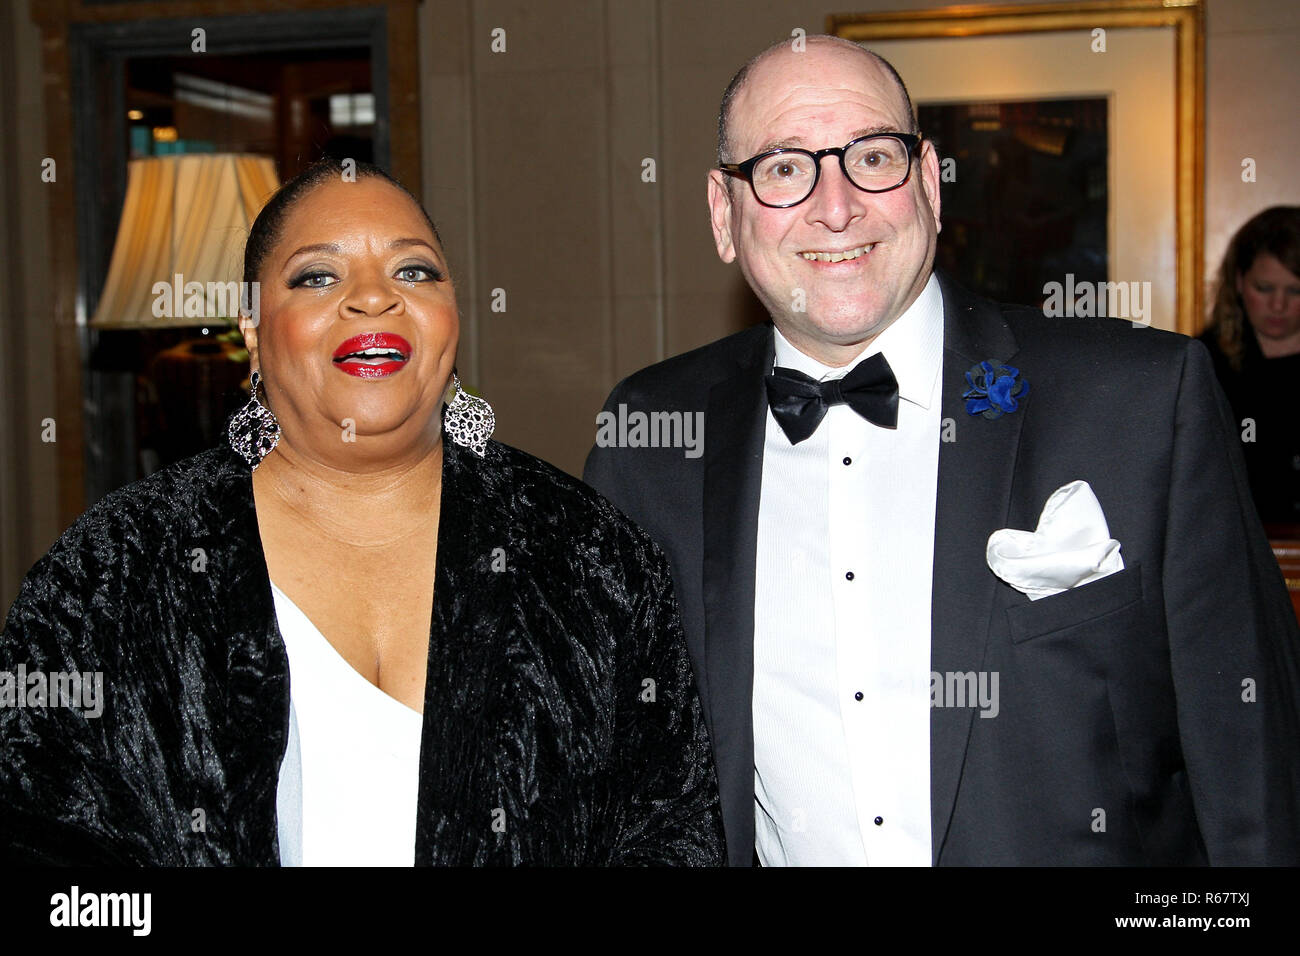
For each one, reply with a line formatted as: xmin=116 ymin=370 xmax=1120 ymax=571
xmin=753 ymin=273 xmax=944 ymax=866
xmin=270 ymin=581 xmax=424 ymax=866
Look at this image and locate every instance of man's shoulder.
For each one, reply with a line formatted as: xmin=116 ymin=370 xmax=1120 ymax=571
xmin=606 ymin=324 xmax=771 ymax=406
xmin=1007 ymin=310 xmax=1195 ymax=360
xmin=951 ymin=280 xmax=1200 ymax=372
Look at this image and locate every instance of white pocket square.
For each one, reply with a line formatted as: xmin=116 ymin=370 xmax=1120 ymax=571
xmin=986 ymin=480 xmax=1124 ymax=601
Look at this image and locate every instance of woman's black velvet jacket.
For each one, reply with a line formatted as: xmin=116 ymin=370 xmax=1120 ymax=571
xmin=0 ymin=435 xmax=725 ymax=865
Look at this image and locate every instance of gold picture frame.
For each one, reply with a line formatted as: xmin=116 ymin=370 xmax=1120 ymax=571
xmin=830 ymin=0 xmax=1205 ymax=335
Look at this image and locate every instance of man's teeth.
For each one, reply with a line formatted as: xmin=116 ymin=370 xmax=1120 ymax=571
xmin=800 ymin=243 xmax=875 ymax=263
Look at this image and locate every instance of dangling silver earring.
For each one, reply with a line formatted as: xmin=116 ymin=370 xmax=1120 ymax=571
xmin=443 ymin=371 xmax=494 ymax=457
xmin=227 ymin=369 xmax=280 ymax=469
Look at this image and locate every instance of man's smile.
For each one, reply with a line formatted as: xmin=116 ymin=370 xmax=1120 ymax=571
xmin=797 ymin=242 xmax=876 ymax=263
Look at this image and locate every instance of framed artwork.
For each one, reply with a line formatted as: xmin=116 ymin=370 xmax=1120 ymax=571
xmin=918 ymin=96 xmax=1108 ymax=310
xmin=830 ymin=0 xmax=1205 ymax=335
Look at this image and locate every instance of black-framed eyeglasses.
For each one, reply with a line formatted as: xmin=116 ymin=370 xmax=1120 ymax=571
xmin=719 ymin=133 xmax=923 ymax=208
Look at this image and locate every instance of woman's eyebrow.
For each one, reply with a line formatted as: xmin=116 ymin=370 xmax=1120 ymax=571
xmin=280 ymin=238 xmax=436 ymax=270
xmin=281 ymin=242 xmax=340 ymax=268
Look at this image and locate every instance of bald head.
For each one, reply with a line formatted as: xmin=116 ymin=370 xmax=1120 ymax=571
xmin=717 ymin=35 xmax=917 ymax=166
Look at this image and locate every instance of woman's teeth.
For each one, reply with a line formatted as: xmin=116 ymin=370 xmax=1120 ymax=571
xmin=337 ymin=347 xmax=407 ymax=365
xmin=799 ymin=243 xmax=875 ymax=262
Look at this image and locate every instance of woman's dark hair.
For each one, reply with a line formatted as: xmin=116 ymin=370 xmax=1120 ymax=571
xmin=242 ymin=156 xmax=441 ymax=291
xmin=1207 ymin=205 xmax=1300 ymax=370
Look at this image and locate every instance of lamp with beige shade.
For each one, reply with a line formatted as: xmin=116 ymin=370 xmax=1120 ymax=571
xmin=91 ymin=153 xmax=277 ymax=469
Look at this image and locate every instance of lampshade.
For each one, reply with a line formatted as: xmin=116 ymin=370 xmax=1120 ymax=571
xmin=91 ymin=154 xmax=279 ymax=329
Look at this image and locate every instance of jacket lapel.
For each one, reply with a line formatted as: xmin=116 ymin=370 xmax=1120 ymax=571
xmin=415 ymin=438 xmax=518 ymax=864
xmin=214 ymin=447 xmax=288 ymax=865
xmin=702 ymin=325 xmax=773 ymax=865
xmin=929 ymin=273 xmax=1026 ymax=863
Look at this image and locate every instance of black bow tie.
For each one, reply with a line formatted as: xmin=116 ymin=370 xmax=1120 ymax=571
xmin=764 ymin=353 xmax=900 ymax=445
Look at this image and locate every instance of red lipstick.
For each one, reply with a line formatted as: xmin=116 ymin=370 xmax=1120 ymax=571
xmin=332 ymin=332 xmax=412 ymax=378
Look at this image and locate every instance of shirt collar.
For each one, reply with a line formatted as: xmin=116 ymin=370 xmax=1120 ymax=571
xmin=771 ymin=272 xmax=944 ymax=410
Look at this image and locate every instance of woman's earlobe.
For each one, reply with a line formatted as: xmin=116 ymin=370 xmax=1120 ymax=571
xmin=238 ymin=315 xmax=259 ymax=364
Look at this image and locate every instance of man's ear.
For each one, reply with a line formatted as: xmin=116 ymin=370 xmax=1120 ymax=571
xmin=238 ymin=313 xmax=260 ymax=372
xmin=919 ymin=140 xmax=942 ymax=234
xmin=707 ymin=170 xmax=737 ymax=263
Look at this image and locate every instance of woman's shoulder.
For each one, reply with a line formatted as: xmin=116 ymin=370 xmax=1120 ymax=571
xmin=470 ymin=438 xmax=648 ymax=528
xmin=25 ymin=447 xmax=247 ymax=577
xmin=1195 ymin=325 xmax=1241 ymax=380
xmin=3 ymin=447 xmax=250 ymax=669
xmin=449 ymin=437 xmax=668 ymax=576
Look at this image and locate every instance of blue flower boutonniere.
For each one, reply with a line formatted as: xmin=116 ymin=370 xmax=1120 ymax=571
xmin=963 ymin=361 xmax=1029 ymax=420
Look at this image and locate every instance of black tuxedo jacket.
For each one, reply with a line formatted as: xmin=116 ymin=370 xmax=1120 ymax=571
xmin=585 ymin=272 xmax=1300 ymax=866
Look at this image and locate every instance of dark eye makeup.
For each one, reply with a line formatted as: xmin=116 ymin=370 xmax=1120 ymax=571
xmin=287 ymin=269 xmax=336 ymax=289
xmin=395 ymin=263 xmax=446 ymax=282
xmin=286 ymin=262 xmax=446 ymax=289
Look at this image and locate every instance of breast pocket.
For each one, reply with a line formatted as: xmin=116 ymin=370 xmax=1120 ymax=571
xmin=1005 ymin=562 xmax=1144 ymax=644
